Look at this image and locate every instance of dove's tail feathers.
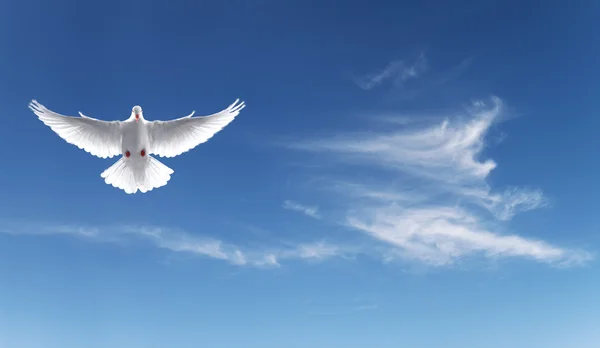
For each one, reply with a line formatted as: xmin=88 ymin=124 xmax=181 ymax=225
xmin=101 ymin=156 xmax=174 ymax=194
xmin=137 ymin=156 xmax=174 ymax=193
xmin=101 ymin=157 xmax=138 ymax=194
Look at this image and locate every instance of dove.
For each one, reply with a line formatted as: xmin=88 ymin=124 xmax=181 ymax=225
xmin=29 ymin=99 xmax=246 ymax=194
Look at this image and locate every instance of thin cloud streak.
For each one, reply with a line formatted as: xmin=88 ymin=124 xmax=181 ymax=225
xmin=433 ymin=56 xmax=475 ymax=85
xmin=287 ymin=96 xmax=592 ymax=267
xmin=283 ymin=200 xmax=321 ymax=219
xmin=353 ymin=54 xmax=472 ymax=98
xmin=354 ymin=53 xmax=427 ymax=91
xmin=0 ymin=221 xmax=347 ymax=267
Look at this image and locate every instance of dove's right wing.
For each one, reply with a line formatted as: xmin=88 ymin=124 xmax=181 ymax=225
xmin=29 ymin=100 xmax=123 ymax=159
xmin=148 ymin=99 xmax=245 ymax=158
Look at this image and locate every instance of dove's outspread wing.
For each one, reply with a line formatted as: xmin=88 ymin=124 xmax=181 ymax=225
xmin=148 ymin=99 xmax=245 ymax=158
xmin=29 ymin=100 xmax=122 ymax=159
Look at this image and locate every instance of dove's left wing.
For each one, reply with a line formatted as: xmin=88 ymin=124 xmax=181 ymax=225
xmin=148 ymin=99 xmax=245 ymax=158
xmin=29 ymin=100 xmax=123 ymax=159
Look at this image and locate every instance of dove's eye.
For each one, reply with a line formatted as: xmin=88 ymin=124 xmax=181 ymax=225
xmin=125 ymin=151 xmax=130 ymax=158
xmin=140 ymin=149 xmax=146 ymax=157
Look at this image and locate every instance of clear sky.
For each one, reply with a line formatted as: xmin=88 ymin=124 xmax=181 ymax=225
xmin=0 ymin=0 xmax=599 ymax=347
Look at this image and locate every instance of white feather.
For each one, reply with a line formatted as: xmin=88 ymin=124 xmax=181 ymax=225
xmin=29 ymin=100 xmax=122 ymax=159
xmin=101 ymin=156 xmax=174 ymax=194
xmin=148 ymin=99 xmax=245 ymax=158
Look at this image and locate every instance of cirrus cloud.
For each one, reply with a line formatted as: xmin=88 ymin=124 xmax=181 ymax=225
xmin=0 ymin=221 xmax=348 ymax=267
xmin=286 ymin=97 xmax=591 ymax=267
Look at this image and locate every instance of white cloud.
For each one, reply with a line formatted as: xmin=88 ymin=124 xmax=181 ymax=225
xmin=354 ymin=53 xmax=427 ymax=90
xmin=293 ymin=97 xmax=501 ymax=185
xmin=283 ymin=200 xmax=321 ymax=219
xmin=0 ymin=221 xmax=346 ymax=267
xmin=479 ymin=187 xmax=549 ymax=221
xmin=287 ymin=97 xmax=592 ymax=267
xmin=329 ymin=182 xmax=407 ymax=202
xmin=287 ymin=241 xmax=340 ymax=260
xmin=347 ymin=205 xmax=587 ymax=267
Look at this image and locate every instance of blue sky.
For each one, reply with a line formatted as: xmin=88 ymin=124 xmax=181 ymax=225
xmin=1 ymin=0 xmax=599 ymax=347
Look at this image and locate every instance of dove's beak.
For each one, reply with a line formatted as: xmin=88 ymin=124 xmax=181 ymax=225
xmin=135 ymin=114 xmax=140 ymax=122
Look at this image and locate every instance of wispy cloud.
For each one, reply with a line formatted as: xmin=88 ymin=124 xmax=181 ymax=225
xmin=286 ymin=241 xmax=340 ymax=260
xmin=283 ymin=200 xmax=321 ymax=219
xmin=286 ymin=97 xmax=592 ymax=268
xmin=347 ymin=206 xmax=585 ymax=267
xmin=433 ymin=56 xmax=474 ymax=85
xmin=352 ymin=54 xmax=475 ymax=102
xmin=0 ymin=221 xmax=346 ymax=267
xmin=354 ymin=53 xmax=427 ymax=91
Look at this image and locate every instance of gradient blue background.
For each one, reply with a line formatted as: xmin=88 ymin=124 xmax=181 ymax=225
xmin=0 ymin=1 xmax=599 ymax=347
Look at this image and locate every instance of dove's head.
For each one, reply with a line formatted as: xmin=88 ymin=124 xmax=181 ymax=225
xmin=132 ymin=105 xmax=143 ymax=122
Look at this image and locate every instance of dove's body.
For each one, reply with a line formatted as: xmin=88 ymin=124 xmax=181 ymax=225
xmin=29 ymin=99 xmax=246 ymax=194
xmin=100 ymin=118 xmax=172 ymax=194
xmin=121 ymin=117 xmax=149 ymax=158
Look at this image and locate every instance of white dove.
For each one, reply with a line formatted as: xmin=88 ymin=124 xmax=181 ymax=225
xmin=29 ymin=99 xmax=246 ymax=194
